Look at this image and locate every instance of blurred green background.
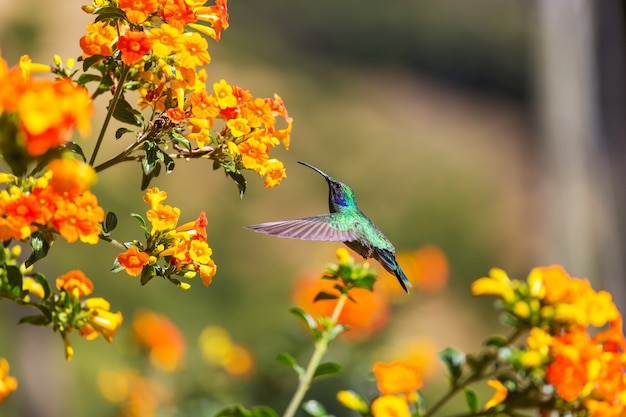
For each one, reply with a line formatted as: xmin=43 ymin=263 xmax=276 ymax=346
xmin=0 ymin=0 xmax=625 ymax=416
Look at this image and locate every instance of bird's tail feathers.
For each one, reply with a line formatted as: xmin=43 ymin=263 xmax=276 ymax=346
xmin=375 ymin=248 xmax=412 ymax=293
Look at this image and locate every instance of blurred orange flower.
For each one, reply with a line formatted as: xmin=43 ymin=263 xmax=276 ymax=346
xmin=132 ymin=309 xmax=185 ymax=372
xmin=48 ymin=158 xmax=97 ymax=195
xmin=373 ymin=361 xmax=423 ymax=395
xmin=485 ymin=379 xmax=508 ymax=409
xmin=293 ymin=274 xmax=390 ymax=339
xmin=98 ymin=368 xmax=170 ymax=417
xmin=380 ymin=245 xmax=448 ymax=297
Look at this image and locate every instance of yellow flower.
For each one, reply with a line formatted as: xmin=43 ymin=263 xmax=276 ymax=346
xmin=213 ymin=79 xmax=236 ymax=109
xmin=22 ymin=277 xmax=45 ymax=299
xmin=371 ymin=395 xmax=411 ymax=417
xmin=263 ymin=159 xmax=286 ymax=188
xmin=226 ymin=117 xmax=250 ymax=137
xmin=471 ymin=268 xmax=515 ymax=302
xmin=189 ymin=240 xmax=212 ymax=264
xmin=485 ymin=379 xmax=508 ymax=409
xmin=238 ymin=138 xmax=268 ymax=173
xmin=143 ymin=187 xmax=168 ymax=209
xmin=147 ymin=204 xmax=180 ymax=233
xmin=0 ymin=358 xmax=18 ymax=403
xmin=80 ymin=297 xmax=123 ymax=343
xmin=336 ymin=390 xmax=369 ymax=413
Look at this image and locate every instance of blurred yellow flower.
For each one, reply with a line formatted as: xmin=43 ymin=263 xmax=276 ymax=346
xmin=198 ymin=326 xmax=254 ymax=378
xmin=0 ymin=358 xmax=17 ymax=403
xmin=371 ymin=395 xmax=411 ymax=417
xmin=336 ymin=390 xmax=368 ymax=413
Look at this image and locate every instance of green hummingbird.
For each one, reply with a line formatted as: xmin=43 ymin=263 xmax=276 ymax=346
xmin=246 ymin=161 xmax=412 ymax=293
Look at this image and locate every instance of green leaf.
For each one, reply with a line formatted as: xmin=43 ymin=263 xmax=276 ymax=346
xmin=249 ymin=406 xmax=279 ymax=417
xmin=327 ymin=324 xmax=349 ymax=341
xmin=276 ymin=352 xmax=304 ymax=377
xmin=140 ymin=266 xmax=155 ymax=285
xmin=110 ymin=257 xmax=125 ymax=273
xmin=25 ymin=232 xmax=53 ymax=267
xmin=162 ymin=151 xmax=175 ymax=173
xmin=141 ymin=159 xmax=162 ymax=190
xmin=224 ymin=167 xmax=247 ymax=198
xmin=18 ymin=314 xmax=51 ymax=326
xmin=439 ymin=347 xmax=465 ymax=384
xmin=313 ymin=362 xmax=342 ymax=378
xmin=289 ymin=307 xmax=318 ymax=332
xmin=115 ymin=127 xmax=135 ymax=139
xmin=170 ymin=131 xmax=191 ymax=151
xmin=77 ymin=73 xmax=102 ymax=85
xmin=111 ymin=95 xmax=143 ymax=127
xmin=130 ymin=213 xmax=148 ymax=231
xmin=302 ymin=400 xmax=333 ymax=417
xmin=464 ymin=387 xmax=478 ymax=413
xmin=103 ymin=211 xmax=118 ymax=233
xmin=81 ymin=54 xmax=105 ymax=72
xmin=214 ymin=404 xmax=252 ymax=417
xmin=313 ymin=291 xmax=338 ymax=302
xmin=31 ymin=273 xmax=51 ymax=300
xmin=6 ymin=265 xmax=22 ymax=290
xmin=484 ymin=335 xmax=508 ymax=348
xmin=94 ymin=6 xmax=128 ymax=22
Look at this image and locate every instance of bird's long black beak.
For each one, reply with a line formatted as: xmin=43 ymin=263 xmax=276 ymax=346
xmin=298 ymin=161 xmax=332 ymax=181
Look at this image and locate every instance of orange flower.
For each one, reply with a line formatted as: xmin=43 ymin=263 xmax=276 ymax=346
xmin=293 ymin=274 xmax=390 ymax=339
xmin=117 ymin=30 xmax=153 ymax=66
xmin=79 ymin=21 xmax=116 ymax=58
xmin=118 ymin=0 xmax=159 ymax=24
xmin=198 ymin=259 xmax=217 ymax=287
xmin=161 ymin=0 xmax=196 ymax=30
xmin=188 ymin=90 xmax=219 ymax=119
xmin=373 ymin=361 xmax=423 ymax=395
xmin=17 ymin=78 xmax=92 ymax=156
xmin=56 ymin=270 xmax=94 ymax=299
xmin=546 ymin=354 xmax=586 ymax=401
xmin=51 ymin=192 xmax=104 ymax=244
xmin=48 ymin=158 xmax=97 ymax=195
xmin=243 ymin=97 xmax=275 ymax=128
xmin=133 ymin=309 xmax=185 ymax=372
xmin=118 ymin=246 xmax=150 ymax=277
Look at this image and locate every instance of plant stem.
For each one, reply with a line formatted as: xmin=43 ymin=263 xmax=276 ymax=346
xmin=89 ymin=64 xmax=129 ymax=166
xmin=282 ymin=294 xmax=348 ymax=417
xmin=424 ymin=329 xmax=525 ymax=417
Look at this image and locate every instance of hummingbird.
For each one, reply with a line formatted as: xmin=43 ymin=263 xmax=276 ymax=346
xmin=246 ymin=161 xmax=412 ymax=293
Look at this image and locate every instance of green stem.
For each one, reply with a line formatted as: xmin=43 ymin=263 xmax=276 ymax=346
xmin=282 ymin=294 xmax=348 ymax=417
xmin=98 ymin=235 xmax=128 ymax=250
xmin=424 ymin=329 xmax=525 ymax=417
xmin=89 ymin=64 xmax=130 ymax=167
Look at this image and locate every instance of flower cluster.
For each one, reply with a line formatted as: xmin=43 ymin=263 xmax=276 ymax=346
xmin=54 ymin=270 xmax=123 ymax=359
xmin=0 ymin=159 xmax=103 ymax=244
xmin=115 ymin=187 xmax=216 ymax=288
xmin=472 ymin=265 xmax=626 ymax=416
xmin=0 ymin=54 xmax=92 ymax=160
xmin=78 ymin=0 xmax=291 ymax=191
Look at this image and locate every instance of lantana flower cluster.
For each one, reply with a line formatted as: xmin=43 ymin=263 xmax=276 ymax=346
xmin=472 ymin=265 xmax=626 ymax=416
xmin=115 ymin=187 xmax=216 ymax=288
xmin=79 ymin=0 xmax=291 ymax=190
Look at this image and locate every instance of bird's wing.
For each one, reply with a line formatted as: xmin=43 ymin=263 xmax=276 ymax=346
xmin=246 ymin=215 xmax=357 ymax=242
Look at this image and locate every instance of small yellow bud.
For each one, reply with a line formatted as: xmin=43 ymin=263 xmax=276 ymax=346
xmin=179 ymin=282 xmax=191 ymax=290
xmin=336 ymin=390 xmax=368 ymax=413
xmin=11 ymin=245 xmax=21 ymax=258
xmin=513 ymin=301 xmax=530 ymax=319
xmin=148 ymin=256 xmax=157 ymax=265
xmin=183 ymin=271 xmax=196 ymax=279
